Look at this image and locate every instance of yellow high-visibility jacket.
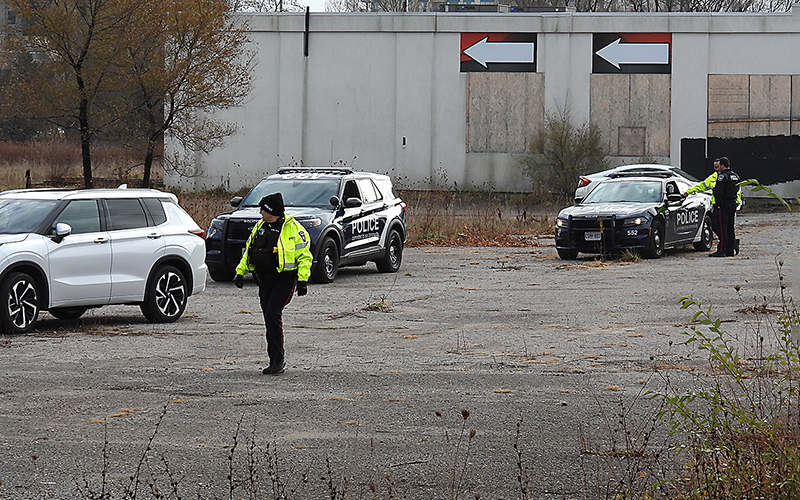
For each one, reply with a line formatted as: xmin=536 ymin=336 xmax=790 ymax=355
xmin=236 ymin=217 xmax=312 ymax=282
xmin=686 ymin=172 xmax=742 ymax=205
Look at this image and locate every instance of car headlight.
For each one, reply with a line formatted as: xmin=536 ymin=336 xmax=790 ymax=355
xmin=556 ymin=219 xmax=566 ymax=228
xmin=300 ymin=217 xmax=322 ymax=229
xmin=206 ymin=218 xmax=224 ymax=239
xmin=623 ymin=216 xmax=648 ymax=227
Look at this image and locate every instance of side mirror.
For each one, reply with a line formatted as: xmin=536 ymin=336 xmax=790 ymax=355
xmin=667 ymin=193 xmax=683 ymax=203
xmin=52 ymin=222 xmax=72 ymax=243
xmin=344 ymin=197 xmax=362 ymax=208
xmin=230 ymin=196 xmax=243 ymax=208
xmin=329 ymin=195 xmax=341 ymax=208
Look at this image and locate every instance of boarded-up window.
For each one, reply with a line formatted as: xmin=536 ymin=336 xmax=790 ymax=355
xmin=708 ymin=74 xmax=799 ymax=138
xmin=466 ymin=73 xmax=544 ymax=154
xmin=590 ymin=74 xmax=671 ymax=157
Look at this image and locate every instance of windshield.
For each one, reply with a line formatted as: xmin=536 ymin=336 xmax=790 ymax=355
xmin=0 ymin=199 xmax=59 ymax=234
xmin=670 ymin=167 xmax=699 ymax=182
xmin=582 ymin=180 xmax=662 ymax=204
xmin=241 ymin=179 xmax=340 ymax=208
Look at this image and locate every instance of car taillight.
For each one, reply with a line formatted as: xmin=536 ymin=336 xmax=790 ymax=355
xmin=400 ymin=201 xmax=407 ymax=214
xmin=577 ymin=176 xmax=591 ymax=188
xmin=190 ymin=229 xmax=206 ymax=239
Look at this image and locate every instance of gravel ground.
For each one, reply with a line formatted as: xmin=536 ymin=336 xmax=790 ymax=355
xmin=0 ymin=210 xmax=796 ymax=499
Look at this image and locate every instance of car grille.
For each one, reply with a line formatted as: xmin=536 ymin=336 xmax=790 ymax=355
xmin=223 ymin=218 xmax=260 ymax=265
xmin=568 ymin=217 xmax=622 ymax=230
xmin=227 ymin=219 xmax=258 ymax=242
xmin=559 ymin=215 xmax=626 ymax=249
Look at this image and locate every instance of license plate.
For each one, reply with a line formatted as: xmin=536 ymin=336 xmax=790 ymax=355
xmin=585 ymin=231 xmax=602 ymax=241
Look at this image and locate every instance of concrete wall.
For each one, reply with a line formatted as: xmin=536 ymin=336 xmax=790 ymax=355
xmin=166 ymin=6 xmax=800 ymax=193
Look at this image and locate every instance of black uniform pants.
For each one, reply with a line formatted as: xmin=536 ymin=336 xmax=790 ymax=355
xmin=257 ymin=272 xmax=297 ymax=365
xmin=715 ymin=201 xmax=737 ymax=256
xmin=709 ymin=206 xmax=720 ymax=238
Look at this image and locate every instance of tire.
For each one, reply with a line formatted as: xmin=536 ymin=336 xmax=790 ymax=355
xmin=644 ymin=219 xmax=665 ymax=259
xmin=557 ymin=249 xmax=579 ymax=260
xmin=376 ymin=229 xmax=403 ymax=273
xmin=209 ymin=266 xmax=236 ymax=282
xmin=311 ymin=237 xmax=339 ymax=284
xmin=140 ymin=265 xmax=188 ymax=323
xmin=48 ymin=307 xmax=87 ymax=320
xmin=693 ymin=215 xmax=713 ymax=251
xmin=1 ymin=272 xmax=40 ymax=334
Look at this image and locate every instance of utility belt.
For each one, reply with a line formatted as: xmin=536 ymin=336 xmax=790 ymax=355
xmin=256 ymin=267 xmax=297 ymax=283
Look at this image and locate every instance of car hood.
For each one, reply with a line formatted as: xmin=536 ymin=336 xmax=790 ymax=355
xmin=559 ymin=203 xmax=657 ymax=219
xmin=0 ymin=233 xmax=30 ymax=246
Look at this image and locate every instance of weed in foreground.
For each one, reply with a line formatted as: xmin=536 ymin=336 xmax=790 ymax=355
xmin=649 ymin=258 xmax=800 ymax=499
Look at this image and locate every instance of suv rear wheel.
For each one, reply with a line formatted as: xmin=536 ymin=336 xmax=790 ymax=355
xmin=376 ymin=229 xmax=403 ymax=273
xmin=312 ymin=237 xmax=339 ymax=284
xmin=1 ymin=272 xmax=40 ymax=334
xmin=693 ymin=215 xmax=713 ymax=251
xmin=141 ymin=265 xmax=188 ymax=323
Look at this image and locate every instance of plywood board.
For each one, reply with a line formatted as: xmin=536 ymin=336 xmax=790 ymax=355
xmin=466 ymin=73 xmax=545 ymax=153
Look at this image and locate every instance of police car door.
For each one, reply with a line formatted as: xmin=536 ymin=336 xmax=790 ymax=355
xmin=340 ymin=179 xmax=373 ymax=255
xmin=356 ymin=178 xmax=387 ymax=251
xmin=665 ymin=180 xmax=702 ymax=244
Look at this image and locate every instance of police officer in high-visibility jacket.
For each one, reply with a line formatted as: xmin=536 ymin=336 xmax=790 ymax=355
xmin=682 ymin=157 xmax=741 ymax=256
xmin=234 ymin=192 xmax=313 ymax=375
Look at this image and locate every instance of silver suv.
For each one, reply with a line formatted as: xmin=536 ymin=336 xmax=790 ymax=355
xmin=0 ymin=187 xmax=207 ymax=334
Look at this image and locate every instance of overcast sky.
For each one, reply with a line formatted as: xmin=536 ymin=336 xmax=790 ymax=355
xmin=299 ymin=0 xmax=327 ymax=11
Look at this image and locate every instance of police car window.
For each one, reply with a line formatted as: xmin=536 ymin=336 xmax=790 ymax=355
xmin=242 ymin=179 xmax=339 ymax=207
xmin=106 ymin=199 xmax=148 ymax=230
xmin=343 ymin=180 xmax=361 ymax=201
xmin=584 ymin=181 xmax=662 ymax=204
xmin=357 ymin=179 xmax=379 ymax=204
xmin=54 ymin=200 xmax=101 ymax=234
xmin=666 ymin=182 xmax=678 ymax=195
xmin=368 ymin=179 xmax=385 ymax=200
xmin=374 ymin=178 xmax=396 ymax=199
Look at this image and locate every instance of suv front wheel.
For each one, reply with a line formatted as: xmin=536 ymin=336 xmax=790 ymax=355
xmin=1 ymin=272 xmax=40 ymax=334
xmin=312 ymin=237 xmax=339 ymax=284
xmin=209 ymin=266 xmax=236 ymax=282
xmin=141 ymin=265 xmax=188 ymax=323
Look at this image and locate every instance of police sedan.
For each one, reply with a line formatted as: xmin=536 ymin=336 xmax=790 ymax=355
xmin=555 ymin=176 xmax=713 ymax=259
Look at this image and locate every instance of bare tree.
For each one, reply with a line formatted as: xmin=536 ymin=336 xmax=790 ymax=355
xmin=325 ymin=0 xmax=410 ymax=12
xmin=229 ymin=0 xmax=306 ymax=11
xmin=123 ymin=0 xmax=255 ymax=187
xmin=9 ymin=0 xmax=141 ymax=188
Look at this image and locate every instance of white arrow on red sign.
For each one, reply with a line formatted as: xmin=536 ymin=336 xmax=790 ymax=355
xmin=595 ymin=38 xmax=670 ymax=69
xmin=462 ymin=37 xmax=535 ymax=68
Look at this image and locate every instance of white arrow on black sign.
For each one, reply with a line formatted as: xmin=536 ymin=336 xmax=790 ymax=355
xmin=463 ymin=37 xmax=535 ymax=68
xmin=595 ymin=38 xmax=669 ymax=69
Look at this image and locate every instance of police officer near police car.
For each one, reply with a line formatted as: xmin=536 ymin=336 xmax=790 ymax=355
xmin=234 ymin=193 xmax=313 ymax=375
xmin=682 ymin=157 xmax=741 ymax=257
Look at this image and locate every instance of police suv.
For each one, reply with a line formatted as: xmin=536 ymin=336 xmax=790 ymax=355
xmin=555 ymin=174 xmax=713 ymax=259
xmin=205 ymin=168 xmax=407 ymax=283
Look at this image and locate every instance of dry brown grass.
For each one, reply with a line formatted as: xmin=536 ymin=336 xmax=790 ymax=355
xmin=0 ymin=140 xmax=158 ymax=189
xmin=0 ymin=141 xmax=558 ymax=241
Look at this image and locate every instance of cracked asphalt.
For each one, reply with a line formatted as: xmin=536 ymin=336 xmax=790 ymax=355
xmin=0 ymin=210 xmax=796 ymax=499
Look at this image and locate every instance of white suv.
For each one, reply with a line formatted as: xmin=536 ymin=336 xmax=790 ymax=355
xmin=0 ymin=187 xmax=207 ymax=334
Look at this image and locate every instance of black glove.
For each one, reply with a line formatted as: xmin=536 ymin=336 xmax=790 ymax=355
xmin=296 ymin=281 xmax=308 ymax=296
xmin=234 ymin=274 xmax=244 ymax=288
